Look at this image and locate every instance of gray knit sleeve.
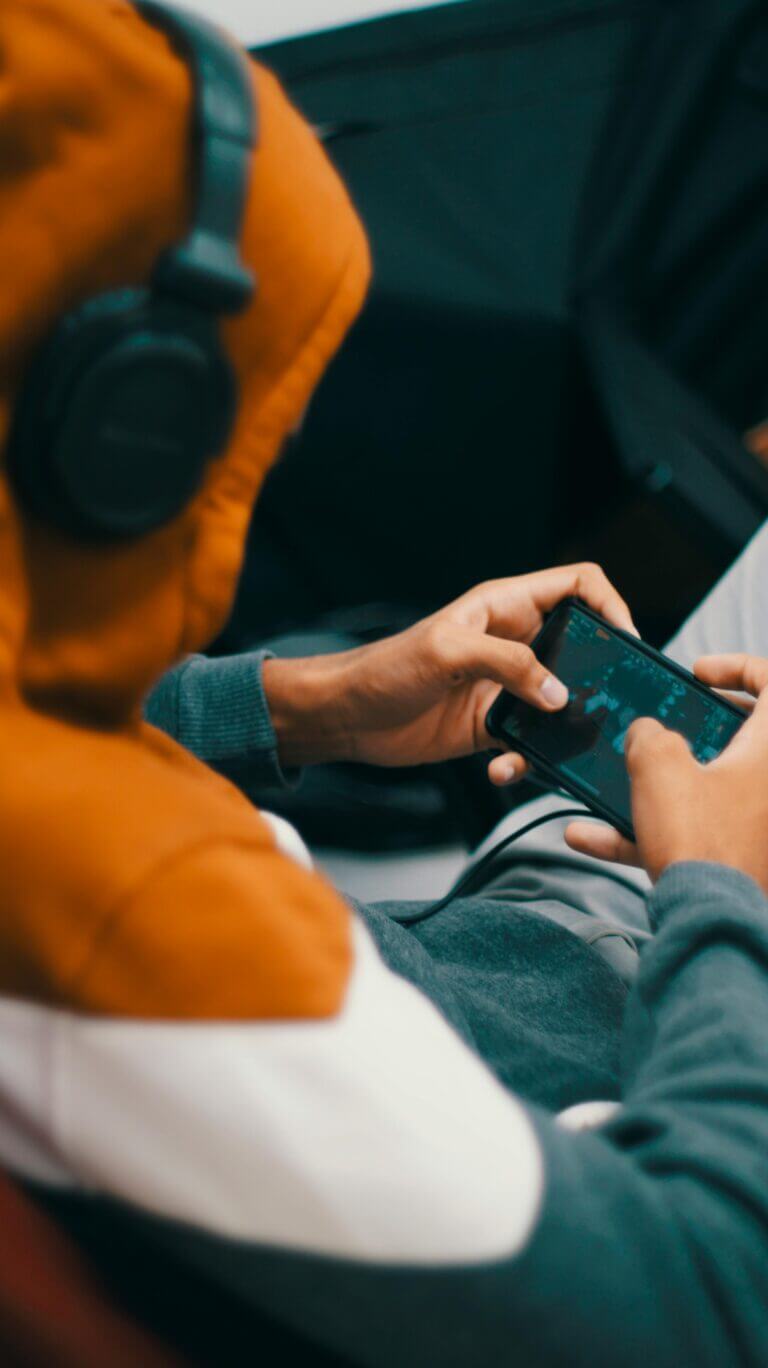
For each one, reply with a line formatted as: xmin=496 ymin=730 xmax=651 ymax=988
xmin=144 ymin=651 xmax=300 ymax=792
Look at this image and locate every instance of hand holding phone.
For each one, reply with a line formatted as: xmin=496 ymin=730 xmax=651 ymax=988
xmin=566 ymin=654 xmax=768 ymax=891
xmin=486 ymin=600 xmax=747 ymax=841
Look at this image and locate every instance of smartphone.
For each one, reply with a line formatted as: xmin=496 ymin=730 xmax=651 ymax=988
xmin=486 ymin=598 xmax=747 ymax=840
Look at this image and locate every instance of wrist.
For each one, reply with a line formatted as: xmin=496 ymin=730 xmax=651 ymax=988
xmin=261 ymin=654 xmax=354 ymax=767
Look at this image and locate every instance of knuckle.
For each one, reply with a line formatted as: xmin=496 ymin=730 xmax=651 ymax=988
xmin=432 ymin=621 xmax=479 ymax=681
xmin=642 ymin=725 xmax=670 ymax=754
xmin=746 ymin=656 xmax=768 ymax=693
xmin=727 ymin=652 xmax=750 ymax=684
xmin=509 ymin=642 xmax=537 ymax=681
xmin=424 ymin=619 xmax=453 ymax=664
xmin=462 ymin=579 xmax=495 ymax=604
xmin=654 ymin=730 xmax=680 ymax=759
xmin=626 ymin=719 xmax=664 ymax=764
xmin=578 ymin=560 xmax=607 ymax=585
xmin=670 ymin=729 xmax=692 ymax=755
xmin=650 ymin=728 xmax=687 ymax=764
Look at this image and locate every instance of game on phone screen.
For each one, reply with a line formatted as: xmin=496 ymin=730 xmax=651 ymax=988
xmin=495 ymin=605 xmax=745 ymax=835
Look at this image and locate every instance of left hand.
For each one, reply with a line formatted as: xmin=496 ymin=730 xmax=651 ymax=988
xmin=263 ymin=564 xmax=636 ymax=777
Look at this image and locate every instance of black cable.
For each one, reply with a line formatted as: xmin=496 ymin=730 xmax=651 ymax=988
xmin=390 ymin=807 xmax=593 ymax=927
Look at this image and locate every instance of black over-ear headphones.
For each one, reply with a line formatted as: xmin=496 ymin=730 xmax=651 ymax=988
xmin=7 ymin=1 xmax=257 ymax=541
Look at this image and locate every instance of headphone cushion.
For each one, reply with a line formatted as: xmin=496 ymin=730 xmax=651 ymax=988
xmin=8 ymin=291 xmax=236 ymax=539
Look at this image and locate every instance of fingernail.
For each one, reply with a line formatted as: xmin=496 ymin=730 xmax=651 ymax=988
xmin=540 ymin=675 xmax=569 ymax=709
xmin=501 ymin=756 xmax=517 ymax=783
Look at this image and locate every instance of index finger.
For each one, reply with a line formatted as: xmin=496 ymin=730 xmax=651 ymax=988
xmin=694 ymin=653 xmax=768 ymax=699
xmin=623 ymin=717 xmax=693 ymax=778
xmin=718 ymin=679 xmax=768 ymax=763
xmin=522 ymin=563 xmax=638 ymax=637
xmin=565 ymin=820 xmax=640 ymax=869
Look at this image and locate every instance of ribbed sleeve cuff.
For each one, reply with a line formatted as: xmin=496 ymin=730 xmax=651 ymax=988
xmin=649 ymin=861 xmax=768 ymax=932
xmin=145 ymin=651 xmax=301 ymax=792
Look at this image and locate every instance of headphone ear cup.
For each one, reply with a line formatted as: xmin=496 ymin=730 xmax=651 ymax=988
xmin=7 ymin=291 xmax=236 ymax=540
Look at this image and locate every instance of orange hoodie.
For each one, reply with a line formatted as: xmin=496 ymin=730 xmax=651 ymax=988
xmin=0 ymin=0 xmax=370 ymax=1020
xmin=0 ymin=12 xmax=564 ymax=1352
xmin=0 ymin=0 xmax=541 ymax=1329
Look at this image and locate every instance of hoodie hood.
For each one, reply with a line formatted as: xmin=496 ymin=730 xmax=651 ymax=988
xmin=0 ymin=0 xmax=370 ymax=723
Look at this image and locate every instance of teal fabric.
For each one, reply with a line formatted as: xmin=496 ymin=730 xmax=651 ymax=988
xmin=356 ymin=893 xmax=629 ymax=1112
xmin=144 ymin=643 xmax=638 ymax=1112
xmin=144 ymin=649 xmax=299 ymax=793
xmin=36 ymin=864 xmax=768 ymax=1367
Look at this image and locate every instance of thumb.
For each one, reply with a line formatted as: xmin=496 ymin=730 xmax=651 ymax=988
xmin=624 ymin=717 xmax=695 ymax=784
xmin=442 ymin=626 xmax=569 ymax=713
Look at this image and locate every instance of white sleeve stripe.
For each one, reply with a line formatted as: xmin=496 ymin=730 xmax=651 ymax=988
xmin=0 ymin=921 xmax=544 ymax=1266
xmin=259 ymin=810 xmax=314 ymax=870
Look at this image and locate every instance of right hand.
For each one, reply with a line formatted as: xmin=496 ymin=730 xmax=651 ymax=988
xmin=565 ymin=653 xmax=768 ymax=894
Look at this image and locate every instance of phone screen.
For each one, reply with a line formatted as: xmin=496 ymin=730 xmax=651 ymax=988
xmin=488 ymin=601 xmax=746 ymax=837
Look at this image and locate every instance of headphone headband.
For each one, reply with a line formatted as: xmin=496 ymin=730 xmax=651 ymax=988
xmin=136 ymin=1 xmax=257 ymax=313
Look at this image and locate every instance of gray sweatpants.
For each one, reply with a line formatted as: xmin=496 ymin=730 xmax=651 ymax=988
xmin=469 ymin=521 xmax=768 ymax=978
